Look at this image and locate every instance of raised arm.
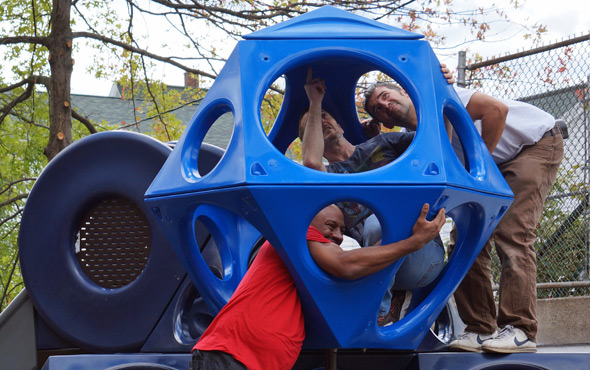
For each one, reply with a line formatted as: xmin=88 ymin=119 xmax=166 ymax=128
xmin=464 ymin=91 xmax=508 ymax=154
xmin=301 ymin=67 xmax=327 ymax=171
xmin=308 ymin=204 xmax=445 ymax=280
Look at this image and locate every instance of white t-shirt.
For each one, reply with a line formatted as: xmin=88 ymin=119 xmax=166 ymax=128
xmin=454 ymin=87 xmax=555 ymax=164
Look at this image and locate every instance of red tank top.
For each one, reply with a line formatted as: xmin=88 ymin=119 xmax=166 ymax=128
xmin=195 ymin=227 xmax=329 ymax=370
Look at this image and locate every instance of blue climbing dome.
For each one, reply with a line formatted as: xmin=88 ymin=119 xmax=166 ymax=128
xmin=145 ymin=6 xmax=513 ymax=349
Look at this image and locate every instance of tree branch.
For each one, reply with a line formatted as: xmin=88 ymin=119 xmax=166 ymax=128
xmin=150 ymin=0 xmax=303 ymax=21
xmin=0 ymin=178 xmax=36 ymax=197
xmin=0 ymin=239 xmax=22 ymax=310
xmin=0 ymin=74 xmax=51 ymax=126
xmin=0 ymin=193 xmax=29 ymax=208
xmin=0 ymin=75 xmax=50 ymax=94
xmin=71 ymin=31 xmax=218 ymax=80
xmin=0 ymin=35 xmax=49 ymax=47
xmin=71 ymin=110 xmax=97 ymax=134
xmin=0 ymin=207 xmax=23 ymax=230
xmin=0 ymin=83 xmax=34 ymax=127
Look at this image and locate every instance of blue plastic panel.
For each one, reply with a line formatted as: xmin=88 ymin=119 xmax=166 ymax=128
xmin=19 ymin=132 xmax=183 ymax=352
xmin=40 ymin=351 xmax=590 ymax=370
xmin=41 ymin=354 xmax=190 ymax=370
xmin=145 ymin=6 xmax=513 ymax=349
xmin=417 ymin=351 xmax=590 ymax=370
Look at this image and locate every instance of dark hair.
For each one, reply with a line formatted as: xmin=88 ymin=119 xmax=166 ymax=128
xmin=363 ymin=81 xmax=402 ymax=117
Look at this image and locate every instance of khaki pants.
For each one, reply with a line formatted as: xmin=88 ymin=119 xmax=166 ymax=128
xmin=451 ymin=131 xmax=564 ymax=341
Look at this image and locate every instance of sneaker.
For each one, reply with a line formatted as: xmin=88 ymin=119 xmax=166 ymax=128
xmin=449 ymin=331 xmax=496 ymax=352
xmin=482 ymin=325 xmax=537 ymax=353
xmin=378 ymin=290 xmax=408 ymax=327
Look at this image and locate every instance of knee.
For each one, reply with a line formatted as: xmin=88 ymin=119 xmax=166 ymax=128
xmin=362 ymin=214 xmax=382 ymax=246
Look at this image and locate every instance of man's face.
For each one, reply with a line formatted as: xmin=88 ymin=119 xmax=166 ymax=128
xmin=310 ymin=205 xmax=345 ymax=245
xmin=366 ymin=86 xmax=416 ymax=130
xmin=299 ymin=110 xmax=343 ymax=143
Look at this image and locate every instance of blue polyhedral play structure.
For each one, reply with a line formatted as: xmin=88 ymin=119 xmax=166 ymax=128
xmin=7 ymin=5 xmax=587 ymax=370
xmin=144 ymin=5 xmax=512 ymax=349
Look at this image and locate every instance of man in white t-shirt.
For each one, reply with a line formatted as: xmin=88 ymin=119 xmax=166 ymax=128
xmin=363 ymin=82 xmax=563 ymax=353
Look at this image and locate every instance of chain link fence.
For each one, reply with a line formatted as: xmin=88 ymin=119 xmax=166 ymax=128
xmin=458 ymin=34 xmax=590 ymax=299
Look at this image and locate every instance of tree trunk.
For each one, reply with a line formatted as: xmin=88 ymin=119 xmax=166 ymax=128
xmin=44 ymin=0 xmax=73 ymax=161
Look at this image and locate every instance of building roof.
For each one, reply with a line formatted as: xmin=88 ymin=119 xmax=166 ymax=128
xmin=71 ymin=88 xmax=234 ymax=150
xmin=519 ymin=83 xmax=585 ymax=120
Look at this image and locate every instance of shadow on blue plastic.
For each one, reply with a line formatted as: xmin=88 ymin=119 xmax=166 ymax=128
xmin=141 ymin=276 xmax=213 ymax=353
xmin=145 ymin=6 xmax=513 ymax=349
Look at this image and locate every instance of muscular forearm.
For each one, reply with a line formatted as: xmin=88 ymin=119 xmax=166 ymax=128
xmin=339 ymin=236 xmax=426 ymax=280
xmin=480 ymin=110 xmax=507 ymax=154
xmin=465 ymin=92 xmax=508 ymax=154
xmin=309 ymin=205 xmax=445 ymax=281
xmin=310 ymin=235 xmax=426 ymax=281
xmin=301 ymin=101 xmax=326 ymax=171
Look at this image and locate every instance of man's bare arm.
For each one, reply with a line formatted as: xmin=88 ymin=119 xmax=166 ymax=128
xmin=464 ymin=92 xmax=508 ymax=154
xmin=308 ymin=204 xmax=445 ymax=280
xmin=301 ymin=67 xmax=327 ymax=171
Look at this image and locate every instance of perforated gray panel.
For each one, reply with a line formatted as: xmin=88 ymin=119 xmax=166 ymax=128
xmin=76 ymin=197 xmax=151 ymax=289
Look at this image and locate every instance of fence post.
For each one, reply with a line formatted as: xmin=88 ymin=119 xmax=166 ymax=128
xmin=457 ymin=51 xmax=467 ymax=87
xmin=586 ymin=74 xmax=590 ymax=282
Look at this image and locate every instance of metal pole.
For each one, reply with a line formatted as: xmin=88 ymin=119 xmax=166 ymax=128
xmin=586 ymin=74 xmax=590 ymax=282
xmin=466 ymin=33 xmax=590 ymax=70
xmin=457 ymin=51 xmax=467 ymax=87
xmin=324 ymin=348 xmax=337 ymax=370
xmin=492 ymin=281 xmax=590 ymax=291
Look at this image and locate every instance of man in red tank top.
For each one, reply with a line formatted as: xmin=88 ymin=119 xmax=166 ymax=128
xmin=192 ymin=203 xmax=445 ymax=370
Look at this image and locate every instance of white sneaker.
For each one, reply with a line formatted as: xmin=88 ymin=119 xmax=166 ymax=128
xmin=449 ymin=331 xmax=496 ymax=352
xmin=482 ymin=325 xmax=537 ymax=353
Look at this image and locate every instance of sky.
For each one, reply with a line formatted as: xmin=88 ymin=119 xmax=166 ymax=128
xmin=70 ymin=0 xmax=590 ymax=96
xmin=434 ymin=0 xmax=590 ymax=70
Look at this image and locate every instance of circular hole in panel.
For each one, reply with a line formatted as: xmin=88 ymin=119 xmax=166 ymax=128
xmin=192 ymin=204 xmax=259 ymax=285
xmin=442 ymin=100 xmax=489 ymax=179
xmin=306 ymin=203 xmax=393 ymax=326
xmin=293 ymin=68 xmax=417 ymax=173
xmin=260 ymin=75 xmax=286 ymax=136
xmin=247 ymin=236 xmax=268 ymax=268
xmin=75 ymin=196 xmax=151 ymax=289
xmin=260 ymin=74 xmax=298 ymax=160
xmin=431 ymin=214 xmax=462 ymax=344
xmin=261 ymin=51 xmax=454 ymax=172
xmin=202 ymin=110 xmax=234 ymax=151
xmin=174 ymin=282 xmax=214 ymax=345
xmin=194 ymin=217 xmax=224 ymax=280
xmin=183 ymin=104 xmax=234 ymax=180
xmin=308 ymin=200 xmax=447 ymax=328
xmin=356 ymin=69 xmax=482 ymax=180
